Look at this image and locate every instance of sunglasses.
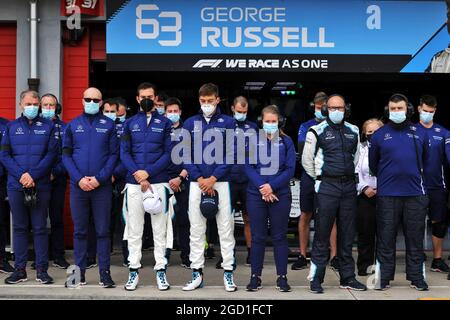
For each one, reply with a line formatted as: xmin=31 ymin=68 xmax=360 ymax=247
xmin=84 ymin=98 xmax=101 ymax=103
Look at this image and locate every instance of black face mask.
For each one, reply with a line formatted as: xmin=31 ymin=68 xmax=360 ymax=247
xmin=140 ymin=98 xmax=154 ymax=113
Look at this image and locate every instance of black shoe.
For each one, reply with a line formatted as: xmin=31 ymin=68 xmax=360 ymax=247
xmin=431 ymin=258 xmax=450 ymax=273
xmin=375 ymin=280 xmax=390 ymax=291
xmin=31 ymin=262 xmax=36 ymax=270
xmin=276 ymin=275 xmax=291 ymax=292
xmin=410 ymin=279 xmax=429 ymax=291
xmin=330 ymin=256 xmax=340 ymax=271
xmin=180 ymin=256 xmax=191 ymax=269
xmin=340 ymin=277 xmax=367 ymax=291
xmin=5 ymin=269 xmax=27 ymax=284
xmin=122 ymin=259 xmax=129 ymax=268
xmin=86 ymin=258 xmax=98 ymax=269
xmin=205 ymin=247 xmax=215 ymax=259
xmin=0 ymin=259 xmax=14 ymax=273
xmin=358 ymin=270 xmax=368 ymax=276
xmin=36 ymin=270 xmax=54 ymax=284
xmin=53 ymin=257 xmax=70 ymax=270
xmin=246 ymin=274 xmax=262 ymax=291
xmin=215 ymin=257 xmax=223 ymax=269
xmin=291 ymin=255 xmax=308 ymax=270
xmin=99 ymin=269 xmax=116 ymax=288
xmin=310 ymin=279 xmax=324 ymax=294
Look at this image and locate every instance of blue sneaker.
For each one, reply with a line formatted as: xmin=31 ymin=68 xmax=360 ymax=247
xmin=5 ymin=269 xmax=27 ymax=284
xmin=99 ymin=270 xmax=116 ymax=288
xmin=0 ymin=259 xmax=14 ymax=273
xmin=276 ymin=275 xmax=291 ymax=292
xmin=182 ymin=269 xmax=204 ymax=291
xmin=246 ymin=274 xmax=262 ymax=292
xmin=310 ymin=279 xmax=324 ymax=294
xmin=36 ymin=270 xmax=54 ymax=284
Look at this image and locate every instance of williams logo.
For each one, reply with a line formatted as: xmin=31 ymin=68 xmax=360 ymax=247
xmin=192 ymin=59 xmax=223 ymax=69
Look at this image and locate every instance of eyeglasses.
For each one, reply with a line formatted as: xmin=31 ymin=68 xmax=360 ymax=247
xmin=84 ymin=98 xmax=101 ymax=103
xmin=328 ymin=106 xmax=345 ymax=112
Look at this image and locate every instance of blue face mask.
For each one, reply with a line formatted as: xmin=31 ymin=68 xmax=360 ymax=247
xmin=23 ymin=105 xmax=39 ymax=120
xmin=104 ymin=113 xmax=116 ymax=122
xmin=167 ymin=113 xmax=180 ymax=124
xmin=263 ymin=122 xmax=278 ymax=135
xmin=234 ymin=112 xmax=247 ymax=122
xmin=117 ymin=115 xmax=126 ymax=123
xmin=156 ymin=107 xmax=165 ymax=115
xmin=314 ymin=110 xmax=326 ymax=121
xmin=41 ymin=108 xmax=55 ymax=120
xmin=389 ymin=111 xmax=406 ymax=124
xmin=419 ymin=111 xmax=434 ymax=124
xmin=328 ymin=110 xmax=344 ymax=124
xmin=84 ymin=101 xmax=100 ymax=115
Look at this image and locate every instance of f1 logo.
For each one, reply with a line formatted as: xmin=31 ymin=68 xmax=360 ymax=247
xmin=193 ymin=59 xmax=223 ymax=68
xmin=136 ymin=4 xmax=182 ymax=46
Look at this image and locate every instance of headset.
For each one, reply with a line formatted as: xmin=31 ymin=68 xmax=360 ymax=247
xmin=257 ymin=105 xmax=286 ymax=129
xmin=41 ymin=93 xmax=62 ymax=116
xmin=321 ymin=94 xmax=351 ymax=119
xmin=309 ymin=92 xmax=328 ymax=113
xmin=384 ymin=93 xmax=414 ymax=119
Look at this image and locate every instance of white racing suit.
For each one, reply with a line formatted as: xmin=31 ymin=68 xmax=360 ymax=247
xmin=188 ymin=181 xmax=235 ymax=271
xmin=122 ymin=183 xmax=174 ymax=270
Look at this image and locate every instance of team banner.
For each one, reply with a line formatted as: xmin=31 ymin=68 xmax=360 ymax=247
xmin=107 ymin=0 xmax=450 ymax=73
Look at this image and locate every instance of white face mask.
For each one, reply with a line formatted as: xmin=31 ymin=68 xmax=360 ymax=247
xmin=201 ymin=104 xmax=215 ymax=117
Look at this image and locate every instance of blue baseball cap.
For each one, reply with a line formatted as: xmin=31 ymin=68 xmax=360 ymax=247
xmin=200 ymin=191 xmax=219 ymax=219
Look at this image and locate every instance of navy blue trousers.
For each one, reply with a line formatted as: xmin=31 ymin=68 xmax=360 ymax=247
xmin=48 ymin=178 xmax=67 ymax=260
xmin=70 ymin=185 xmax=112 ymax=273
xmin=174 ymin=182 xmax=190 ymax=259
xmin=8 ymin=189 xmax=51 ymax=271
xmin=0 ymin=179 xmax=8 ymax=260
xmin=247 ymin=191 xmax=291 ymax=276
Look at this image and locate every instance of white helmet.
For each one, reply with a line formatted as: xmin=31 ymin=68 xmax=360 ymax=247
xmin=142 ymin=189 xmax=162 ymax=215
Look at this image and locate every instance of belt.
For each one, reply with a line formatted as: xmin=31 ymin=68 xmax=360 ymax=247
xmin=316 ymin=175 xmax=357 ymax=183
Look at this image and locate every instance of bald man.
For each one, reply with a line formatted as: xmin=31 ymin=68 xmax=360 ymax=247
xmin=63 ymin=87 xmax=118 ymax=288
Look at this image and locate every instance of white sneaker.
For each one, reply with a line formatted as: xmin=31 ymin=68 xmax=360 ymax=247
xmin=156 ymin=270 xmax=170 ymax=291
xmin=124 ymin=271 xmax=139 ymax=291
xmin=223 ymin=271 xmax=237 ymax=292
xmin=182 ymin=271 xmax=203 ymax=291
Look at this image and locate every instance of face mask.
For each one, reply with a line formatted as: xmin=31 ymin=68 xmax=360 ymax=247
xmin=41 ymin=108 xmax=55 ymax=120
xmin=23 ymin=105 xmax=39 ymax=120
xmin=263 ymin=122 xmax=278 ymax=135
xmin=328 ymin=110 xmax=344 ymax=124
xmin=117 ymin=115 xmax=126 ymax=123
xmin=419 ymin=111 xmax=434 ymax=124
xmin=389 ymin=111 xmax=406 ymax=124
xmin=314 ymin=110 xmax=326 ymax=121
xmin=104 ymin=113 xmax=116 ymax=122
xmin=167 ymin=113 xmax=180 ymax=124
xmin=156 ymin=107 xmax=165 ymax=115
xmin=234 ymin=112 xmax=247 ymax=122
xmin=84 ymin=101 xmax=100 ymax=115
xmin=140 ymin=98 xmax=154 ymax=113
xmin=201 ymin=104 xmax=215 ymax=117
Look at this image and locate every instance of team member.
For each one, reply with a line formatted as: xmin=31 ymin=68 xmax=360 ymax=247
xmin=165 ymin=97 xmax=190 ymax=268
xmin=303 ymin=94 xmax=366 ymax=293
xmin=245 ymin=105 xmax=296 ymax=292
xmin=63 ymin=87 xmax=118 ymax=288
xmin=292 ymin=92 xmax=339 ymax=271
xmin=115 ymin=97 xmax=128 ymax=123
xmin=182 ymin=83 xmax=237 ymax=292
xmin=1 ymin=90 xmax=57 ymax=284
xmin=121 ymin=82 xmax=173 ymax=291
xmin=230 ymin=96 xmax=256 ymax=266
xmin=40 ymin=93 xmax=70 ymax=269
xmin=416 ymin=95 xmax=449 ymax=273
xmin=155 ymin=92 xmax=169 ymax=115
xmin=355 ymin=118 xmax=383 ymax=276
xmin=369 ymin=93 xmax=429 ymax=291
xmin=0 ymin=116 xmax=13 ymax=274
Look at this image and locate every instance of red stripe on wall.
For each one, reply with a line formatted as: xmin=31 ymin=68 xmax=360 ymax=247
xmin=0 ymin=24 xmax=16 ymax=121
